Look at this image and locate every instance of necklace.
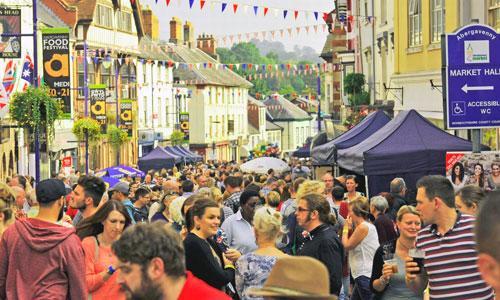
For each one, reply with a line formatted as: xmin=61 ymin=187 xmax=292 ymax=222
xmin=397 ymin=238 xmax=414 ymax=251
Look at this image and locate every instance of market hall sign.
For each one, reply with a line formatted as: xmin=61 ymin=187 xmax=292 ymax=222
xmin=444 ymin=24 xmax=500 ymax=129
xmin=41 ymin=28 xmax=71 ymax=118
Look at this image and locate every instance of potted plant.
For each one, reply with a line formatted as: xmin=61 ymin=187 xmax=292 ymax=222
xmin=9 ymin=86 xmax=62 ymax=141
xmin=72 ymin=117 xmax=102 ymax=143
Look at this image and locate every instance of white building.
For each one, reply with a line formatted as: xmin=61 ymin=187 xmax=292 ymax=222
xmin=136 ymin=36 xmax=173 ymax=157
xmin=264 ymin=94 xmax=313 ymax=154
xmin=164 ymin=18 xmax=252 ymax=162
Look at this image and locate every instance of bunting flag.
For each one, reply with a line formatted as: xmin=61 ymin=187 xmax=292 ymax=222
xmin=294 ymin=10 xmax=299 ymax=19
xmin=253 ymin=6 xmax=258 ymax=15
xmin=166 ymin=0 xmax=170 ymax=5
xmin=200 ymin=0 xmax=205 ymax=9
xmin=221 ymin=2 xmax=227 ymax=12
xmin=2 ymin=60 xmax=17 ymax=97
xmin=233 ymin=3 xmax=238 ymax=13
xmin=283 ymin=10 xmax=288 ymax=19
xmin=189 ymin=0 xmax=194 ymax=8
xmin=263 ymin=7 xmax=268 ymax=16
xmin=18 ymin=53 xmax=34 ymax=92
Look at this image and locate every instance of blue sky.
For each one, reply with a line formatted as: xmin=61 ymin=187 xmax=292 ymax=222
xmin=141 ymin=0 xmax=335 ymax=53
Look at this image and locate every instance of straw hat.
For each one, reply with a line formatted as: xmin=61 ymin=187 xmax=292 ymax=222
xmin=247 ymin=256 xmax=338 ymax=300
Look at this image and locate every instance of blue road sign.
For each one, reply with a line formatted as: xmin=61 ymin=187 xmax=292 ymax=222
xmin=445 ymin=24 xmax=500 ymax=129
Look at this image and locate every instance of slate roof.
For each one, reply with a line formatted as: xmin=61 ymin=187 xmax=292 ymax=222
xmin=138 ymin=36 xmax=170 ymax=60
xmin=266 ymin=121 xmax=283 ymax=131
xmin=164 ymin=43 xmax=252 ymax=88
xmin=248 ymin=95 xmax=266 ymax=107
xmin=264 ymin=94 xmax=312 ymax=122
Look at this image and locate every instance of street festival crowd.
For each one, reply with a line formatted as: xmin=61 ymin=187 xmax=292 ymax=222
xmin=0 ymin=159 xmax=499 ymax=300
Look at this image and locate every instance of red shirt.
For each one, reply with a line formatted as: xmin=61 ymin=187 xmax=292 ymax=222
xmin=178 ymin=272 xmax=230 ymax=300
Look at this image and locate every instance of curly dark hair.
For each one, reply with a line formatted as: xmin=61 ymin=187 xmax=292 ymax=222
xmin=112 ymin=222 xmax=185 ymax=277
xmin=77 ymin=175 xmax=106 ymax=207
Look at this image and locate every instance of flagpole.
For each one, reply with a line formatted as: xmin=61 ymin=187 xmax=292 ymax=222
xmin=33 ymin=0 xmax=40 ymax=183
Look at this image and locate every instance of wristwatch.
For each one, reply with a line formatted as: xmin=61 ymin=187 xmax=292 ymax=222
xmin=379 ymin=276 xmax=389 ymax=285
xmin=107 ymin=265 xmax=116 ymax=275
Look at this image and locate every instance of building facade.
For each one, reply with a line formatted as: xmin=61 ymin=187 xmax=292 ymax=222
xmin=264 ymin=94 xmax=312 ymax=154
xmin=165 ymin=18 xmax=252 ymax=162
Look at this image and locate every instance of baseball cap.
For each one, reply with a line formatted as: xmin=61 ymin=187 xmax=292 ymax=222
xmin=36 ymin=179 xmax=68 ymax=204
xmin=109 ymin=181 xmax=130 ymax=195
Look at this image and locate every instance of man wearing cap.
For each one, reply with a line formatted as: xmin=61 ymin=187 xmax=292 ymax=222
xmin=110 ymin=181 xmax=135 ymax=224
xmin=0 ymin=179 xmax=86 ymax=299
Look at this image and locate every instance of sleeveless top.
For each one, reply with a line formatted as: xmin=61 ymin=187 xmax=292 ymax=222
xmin=381 ymin=253 xmax=422 ymax=299
xmin=348 ymin=221 xmax=379 ymax=279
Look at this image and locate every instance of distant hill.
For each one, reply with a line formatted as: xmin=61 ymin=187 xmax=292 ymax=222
xmin=250 ymin=39 xmax=322 ymax=63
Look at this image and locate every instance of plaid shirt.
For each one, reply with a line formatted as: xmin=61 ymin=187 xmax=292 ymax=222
xmin=224 ymin=191 xmax=243 ymax=213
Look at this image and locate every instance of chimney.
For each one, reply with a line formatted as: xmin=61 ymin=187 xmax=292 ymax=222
xmin=197 ymin=34 xmax=218 ymax=60
xmin=141 ymin=6 xmax=159 ymax=41
xmin=183 ymin=21 xmax=194 ymax=48
xmin=169 ymin=17 xmax=183 ymax=45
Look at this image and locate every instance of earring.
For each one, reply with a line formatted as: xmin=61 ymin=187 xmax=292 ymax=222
xmin=196 ymin=225 xmax=200 ymax=230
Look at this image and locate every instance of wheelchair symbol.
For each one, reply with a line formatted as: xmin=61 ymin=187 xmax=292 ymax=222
xmin=452 ymin=102 xmax=466 ymax=116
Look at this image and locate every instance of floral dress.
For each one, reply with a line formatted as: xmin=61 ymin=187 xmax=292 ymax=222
xmin=235 ymin=253 xmax=278 ymax=300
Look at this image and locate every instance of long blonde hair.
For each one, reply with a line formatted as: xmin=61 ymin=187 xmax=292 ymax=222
xmin=296 ymin=180 xmax=325 ymax=201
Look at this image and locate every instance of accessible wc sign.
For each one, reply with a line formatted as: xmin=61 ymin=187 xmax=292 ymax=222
xmin=445 ymin=24 xmax=500 ymax=129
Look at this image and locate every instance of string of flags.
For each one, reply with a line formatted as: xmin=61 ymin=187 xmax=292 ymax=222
xmin=217 ymin=23 xmax=329 ymax=46
xmin=149 ymin=0 xmax=333 ymax=22
xmin=70 ymin=51 xmax=342 ymax=73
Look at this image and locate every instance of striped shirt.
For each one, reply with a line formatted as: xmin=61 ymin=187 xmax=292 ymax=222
xmin=416 ymin=212 xmax=494 ymax=300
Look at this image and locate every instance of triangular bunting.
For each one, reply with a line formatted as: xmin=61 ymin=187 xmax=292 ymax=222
xmin=233 ymin=3 xmax=238 ymax=13
xmin=294 ymin=10 xmax=299 ymax=19
xmin=166 ymin=0 xmax=170 ymax=6
xmin=283 ymin=10 xmax=288 ymax=19
xmin=200 ymin=0 xmax=206 ymax=9
xmin=221 ymin=3 xmax=227 ymax=12
xmin=263 ymin=7 xmax=268 ymax=16
xmin=253 ymin=6 xmax=258 ymax=15
xmin=189 ymin=0 xmax=194 ymax=8
xmin=314 ymin=11 xmax=318 ymax=20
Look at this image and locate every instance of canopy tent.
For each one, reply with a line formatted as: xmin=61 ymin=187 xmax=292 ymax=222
xmin=311 ymin=110 xmax=390 ymax=166
xmin=337 ymin=110 xmax=485 ymax=196
xmin=163 ymin=146 xmax=185 ymax=164
xmin=173 ymin=145 xmax=203 ymax=163
xmin=101 ymin=176 xmax=120 ymax=189
xmin=138 ymin=146 xmax=176 ymax=172
xmin=292 ymin=137 xmax=313 ymax=158
xmin=95 ymin=165 xmax=145 ymax=179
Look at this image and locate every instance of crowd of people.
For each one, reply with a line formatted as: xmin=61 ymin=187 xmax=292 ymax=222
xmin=0 ymin=160 xmax=498 ymax=300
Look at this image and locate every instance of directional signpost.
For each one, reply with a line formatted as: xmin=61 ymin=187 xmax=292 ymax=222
xmin=444 ymin=24 xmax=500 ymax=129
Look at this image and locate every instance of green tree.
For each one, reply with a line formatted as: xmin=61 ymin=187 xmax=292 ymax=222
xmin=344 ymin=73 xmax=370 ymax=106
xmin=170 ymin=130 xmax=185 ymax=146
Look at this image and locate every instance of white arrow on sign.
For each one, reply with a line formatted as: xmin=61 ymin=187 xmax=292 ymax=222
xmin=461 ymin=83 xmax=494 ymax=93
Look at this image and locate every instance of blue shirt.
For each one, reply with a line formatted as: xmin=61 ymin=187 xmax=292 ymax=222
xmin=221 ymin=210 xmax=257 ymax=255
xmin=122 ymin=199 xmax=136 ymax=224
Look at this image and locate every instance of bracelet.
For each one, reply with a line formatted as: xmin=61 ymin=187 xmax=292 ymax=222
xmin=342 ymin=227 xmax=349 ymax=235
xmin=224 ymin=264 xmax=235 ymax=270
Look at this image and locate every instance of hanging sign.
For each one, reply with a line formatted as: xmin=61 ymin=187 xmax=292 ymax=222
xmin=89 ymin=84 xmax=107 ymax=133
xmin=119 ymin=99 xmax=133 ymax=137
xmin=0 ymin=7 xmax=21 ymax=58
xmin=42 ymin=28 xmax=71 ymax=118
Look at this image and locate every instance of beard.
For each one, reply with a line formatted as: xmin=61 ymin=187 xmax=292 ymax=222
xmin=121 ymin=270 xmax=164 ymax=300
xmin=57 ymin=204 xmax=65 ymax=221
